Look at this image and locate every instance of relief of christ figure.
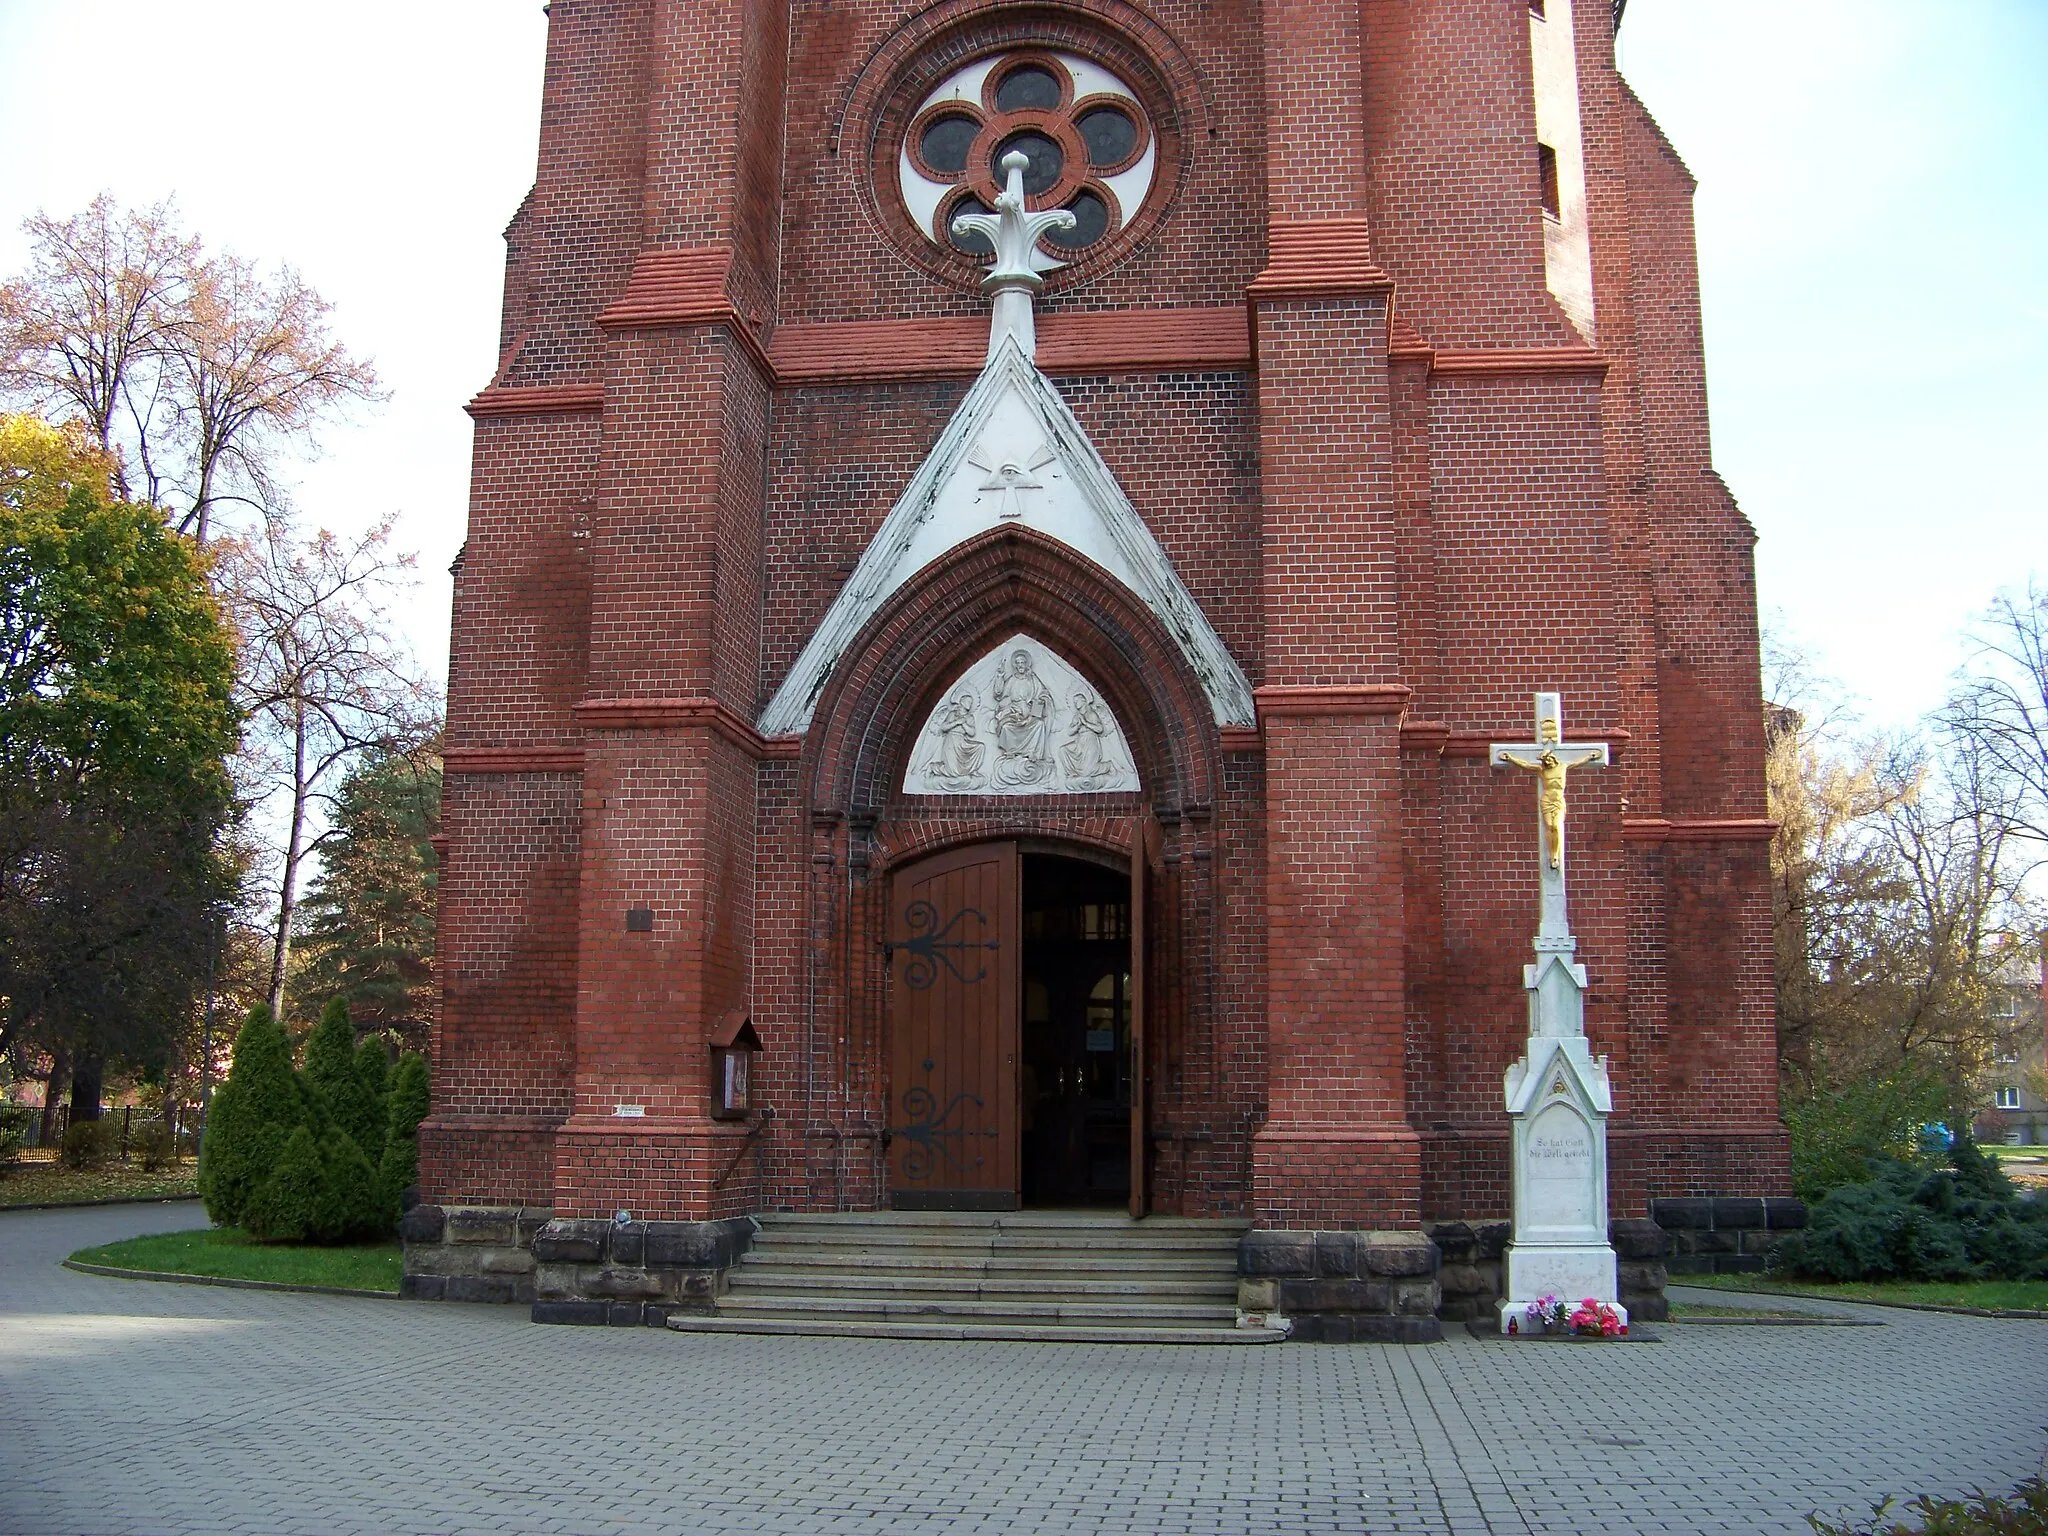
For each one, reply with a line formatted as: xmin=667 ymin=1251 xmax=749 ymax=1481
xmin=922 ymin=691 xmax=986 ymax=790
xmin=989 ymin=648 xmax=1057 ymax=789
xmin=1058 ymin=690 xmax=1120 ymax=789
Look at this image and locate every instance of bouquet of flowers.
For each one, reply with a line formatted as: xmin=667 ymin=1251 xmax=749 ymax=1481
xmin=1523 ymin=1294 xmax=1569 ymax=1332
xmin=1567 ymin=1298 xmax=1624 ymax=1337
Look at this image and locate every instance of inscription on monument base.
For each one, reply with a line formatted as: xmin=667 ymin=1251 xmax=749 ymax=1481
xmin=1523 ymin=1103 xmax=1596 ymax=1233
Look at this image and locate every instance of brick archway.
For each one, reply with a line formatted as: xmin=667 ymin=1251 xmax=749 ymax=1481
xmin=798 ymin=523 xmax=1223 ymax=821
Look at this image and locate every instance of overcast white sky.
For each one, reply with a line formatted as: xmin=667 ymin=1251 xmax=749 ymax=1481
xmin=1 ymin=1 xmax=2041 ymax=735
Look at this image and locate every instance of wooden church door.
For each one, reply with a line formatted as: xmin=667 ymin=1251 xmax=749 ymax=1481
xmin=886 ymin=842 xmax=1019 ymax=1209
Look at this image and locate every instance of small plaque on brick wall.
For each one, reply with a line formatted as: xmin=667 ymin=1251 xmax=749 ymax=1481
xmin=625 ymin=907 xmax=654 ymax=932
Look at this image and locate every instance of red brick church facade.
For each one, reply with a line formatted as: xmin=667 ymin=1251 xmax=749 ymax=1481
xmin=425 ymin=0 xmax=1790 ymax=1238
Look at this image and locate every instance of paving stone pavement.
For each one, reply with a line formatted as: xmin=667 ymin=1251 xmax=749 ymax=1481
xmin=5 ymin=1203 xmax=2047 ymax=1535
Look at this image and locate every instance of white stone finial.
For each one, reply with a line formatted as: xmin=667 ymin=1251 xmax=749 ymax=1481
xmin=951 ymin=151 xmax=1076 ymax=362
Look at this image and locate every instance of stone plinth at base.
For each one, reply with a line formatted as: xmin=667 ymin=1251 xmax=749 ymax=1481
xmin=1238 ymin=1229 xmax=1444 ymax=1343
xmin=1502 ymin=1240 xmax=1620 ymax=1308
xmin=399 ymin=1204 xmax=550 ymax=1304
xmin=529 ymin=1214 xmax=756 ymax=1326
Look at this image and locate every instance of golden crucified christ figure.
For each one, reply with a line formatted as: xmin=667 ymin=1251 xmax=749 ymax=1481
xmin=1496 ymin=720 xmax=1601 ymax=870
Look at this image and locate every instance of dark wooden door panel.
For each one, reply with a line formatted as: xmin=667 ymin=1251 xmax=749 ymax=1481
xmin=888 ymin=842 xmax=1018 ymax=1209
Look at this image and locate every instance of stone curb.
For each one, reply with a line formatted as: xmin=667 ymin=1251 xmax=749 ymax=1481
xmin=2 ymin=1193 xmax=203 ymax=1213
xmin=1669 ymin=1314 xmax=1881 ymax=1327
xmin=61 ymin=1258 xmax=399 ymax=1301
xmin=1681 ymin=1283 xmax=2048 ymax=1321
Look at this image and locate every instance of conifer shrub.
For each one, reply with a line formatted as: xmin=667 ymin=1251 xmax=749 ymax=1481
xmin=198 ymin=1005 xmax=306 ymax=1227
xmin=378 ymin=1051 xmax=430 ymax=1218
xmin=244 ymin=1125 xmax=327 ymax=1241
xmin=240 ymin=1123 xmax=388 ymax=1243
xmin=1776 ymin=1139 xmax=2048 ymax=1283
xmin=304 ymin=997 xmax=381 ymax=1155
xmin=319 ymin=1127 xmax=385 ymax=1239
xmin=351 ymin=1035 xmax=390 ymax=1165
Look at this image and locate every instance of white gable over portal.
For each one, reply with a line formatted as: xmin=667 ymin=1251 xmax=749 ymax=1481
xmin=757 ymin=157 xmax=1255 ymax=738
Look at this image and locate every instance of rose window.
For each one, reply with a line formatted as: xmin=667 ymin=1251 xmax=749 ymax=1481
xmin=897 ymin=51 xmax=1156 ymax=274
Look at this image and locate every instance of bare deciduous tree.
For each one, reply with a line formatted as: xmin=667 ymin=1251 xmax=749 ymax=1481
xmin=1769 ymin=674 xmax=2038 ymax=1112
xmin=0 ymin=196 xmax=192 ymax=498
xmin=222 ymin=515 xmax=435 ymax=1018
xmin=1945 ymin=580 xmax=2048 ymax=850
xmin=0 ymin=195 xmax=381 ymax=540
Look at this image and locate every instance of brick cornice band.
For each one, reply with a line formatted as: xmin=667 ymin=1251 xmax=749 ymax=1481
xmin=1252 ymin=1128 xmax=1424 ymax=1143
xmin=573 ymin=696 xmax=769 ymax=758
xmin=443 ymin=746 xmax=586 ymax=773
xmin=1218 ymin=726 xmax=1264 ymax=754
xmin=1247 ymin=218 xmax=1394 ymax=299
xmin=1430 ymin=346 xmax=1608 ymax=376
xmin=418 ymin=1113 xmax=563 ymax=1132
xmin=595 ymin=246 xmax=774 ymax=376
xmin=463 ymin=385 xmax=606 ymax=419
xmin=1255 ymin=683 xmax=1413 ymax=718
xmin=554 ymin=1114 xmax=757 ymax=1139
xmin=770 ymin=306 xmax=1251 ymax=384
xmin=1623 ymin=815 xmax=1779 ymax=843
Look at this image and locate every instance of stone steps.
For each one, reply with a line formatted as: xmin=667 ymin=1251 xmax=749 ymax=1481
xmin=665 ymin=1315 xmax=1286 ymax=1345
xmin=728 ymin=1269 xmax=1238 ymax=1301
xmin=716 ymin=1293 xmax=1238 ymax=1325
xmin=666 ymin=1210 xmax=1275 ymax=1345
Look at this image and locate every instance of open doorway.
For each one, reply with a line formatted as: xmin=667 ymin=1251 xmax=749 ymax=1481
xmin=1019 ymin=854 xmax=1132 ymax=1207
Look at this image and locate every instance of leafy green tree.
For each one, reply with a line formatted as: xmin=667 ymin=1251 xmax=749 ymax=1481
xmin=198 ymin=1005 xmax=304 ymax=1226
xmin=293 ymin=740 xmax=439 ymax=1053
xmin=379 ymin=1050 xmax=430 ymax=1217
xmin=0 ymin=414 xmax=238 ymax=1117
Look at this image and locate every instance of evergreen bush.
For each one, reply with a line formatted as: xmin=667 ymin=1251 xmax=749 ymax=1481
xmin=243 ymin=1125 xmax=326 ymax=1241
xmin=304 ymin=997 xmax=382 ymax=1155
xmin=351 ymin=1035 xmax=390 ymax=1165
xmin=198 ymin=1005 xmax=306 ymax=1227
xmin=1776 ymin=1139 xmax=2048 ymax=1283
xmin=318 ymin=1127 xmax=385 ymax=1240
xmin=240 ymin=1123 xmax=388 ymax=1243
xmin=378 ymin=1051 xmax=430 ymax=1218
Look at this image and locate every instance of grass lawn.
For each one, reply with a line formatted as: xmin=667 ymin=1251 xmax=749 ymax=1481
xmin=68 ymin=1226 xmax=402 ymax=1294
xmin=1667 ymin=1300 xmax=1832 ymax=1319
xmin=1680 ymin=1272 xmax=2048 ymax=1313
xmin=1 ymin=1150 xmax=200 ymax=1207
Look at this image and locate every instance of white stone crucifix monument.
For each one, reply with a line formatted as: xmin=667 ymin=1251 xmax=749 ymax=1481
xmin=1488 ymin=692 xmax=1625 ymax=1332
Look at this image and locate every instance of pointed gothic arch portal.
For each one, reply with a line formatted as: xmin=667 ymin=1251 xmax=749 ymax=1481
xmin=886 ymin=832 xmax=1159 ymax=1214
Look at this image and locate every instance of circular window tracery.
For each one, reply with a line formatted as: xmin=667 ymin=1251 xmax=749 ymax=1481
xmin=896 ymin=49 xmax=1158 ymax=277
